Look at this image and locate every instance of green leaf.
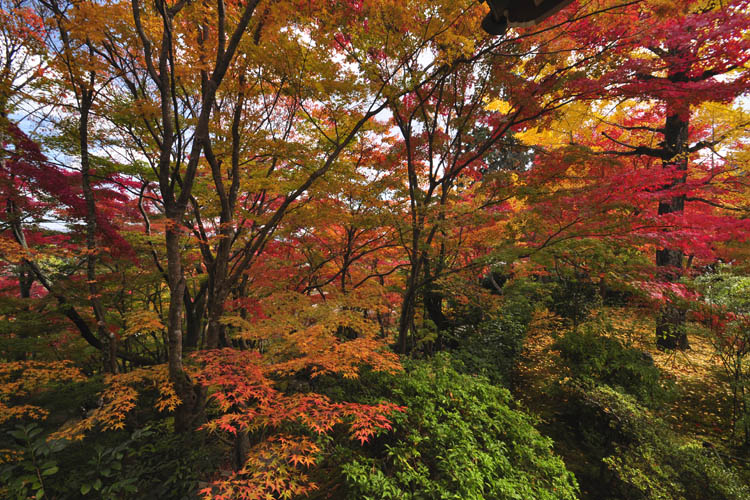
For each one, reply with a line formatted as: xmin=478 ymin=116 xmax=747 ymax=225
xmin=42 ymin=466 xmax=58 ymax=476
xmin=93 ymin=479 xmax=102 ymax=491
xmin=8 ymin=429 xmax=26 ymax=440
xmin=81 ymin=484 xmax=91 ymax=495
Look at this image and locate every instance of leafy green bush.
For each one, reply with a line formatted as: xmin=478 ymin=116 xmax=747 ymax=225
xmin=566 ymin=383 xmax=750 ymax=500
xmin=73 ymin=430 xmax=142 ymax=498
xmin=450 ymin=278 xmax=539 ymax=384
xmin=547 ymin=276 xmax=601 ymax=329
xmin=691 ymin=268 xmax=750 ymax=446
xmin=326 ymin=356 xmax=579 ymax=500
xmin=554 ymin=328 xmax=670 ymax=407
xmin=120 ymin=422 xmax=223 ymax=500
xmin=693 ymin=268 xmax=750 ymax=314
xmin=0 ymin=424 xmax=67 ymax=500
xmin=1 ymin=421 xmax=222 ymax=500
xmin=451 ymin=316 xmax=527 ymax=385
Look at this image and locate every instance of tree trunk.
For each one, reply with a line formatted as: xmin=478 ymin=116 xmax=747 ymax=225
xmin=397 ymin=268 xmax=419 ymax=355
xmin=80 ymin=91 xmax=119 ymax=373
xmin=183 ymin=285 xmax=206 ymax=350
xmin=18 ymin=262 xmax=33 ymax=299
xmin=165 ymin=223 xmax=205 ymax=431
xmin=655 ymin=97 xmax=690 ymax=350
xmin=423 ymin=260 xmax=448 ymax=334
xmin=424 ymin=289 xmax=447 ymax=328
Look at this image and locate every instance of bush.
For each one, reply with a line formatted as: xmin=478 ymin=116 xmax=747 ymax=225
xmin=0 ymin=421 xmax=223 ymax=500
xmin=565 ymin=383 xmax=750 ymax=500
xmin=554 ymin=328 xmax=670 ymax=407
xmin=450 ymin=278 xmax=539 ymax=384
xmin=0 ymin=423 xmax=68 ymax=500
xmin=123 ymin=422 xmax=223 ymax=499
xmin=692 ymin=268 xmax=750 ymax=446
xmin=326 ymin=355 xmax=579 ymax=500
xmin=547 ymin=276 xmax=601 ymax=329
xmin=451 ymin=316 xmax=527 ymax=385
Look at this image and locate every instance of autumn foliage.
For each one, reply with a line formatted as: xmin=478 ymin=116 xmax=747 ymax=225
xmin=1 ymin=0 xmax=750 ymax=498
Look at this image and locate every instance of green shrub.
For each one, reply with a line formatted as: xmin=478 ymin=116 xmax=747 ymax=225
xmin=122 ymin=422 xmax=223 ymax=499
xmin=692 ymin=268 xmax=750 ymax=446
xmin=0 ymin=424 xmax=67 ymax=500
xmin=328 ymin=355 xmax=579 ymax=500
xmin=450 ymin=278 xmax=539 ymax=384
xmin=1 ymin=421 xmax=222 ymax=500
xmin=451 ymin=316 xmax=527 ymax=385
xmin=547 ymin=276 xmax=601 ymax=329
xmin=566 ymin=383 xmax=750 ymax=500
xmin=554 ymin=328 xmax=670 ymax=407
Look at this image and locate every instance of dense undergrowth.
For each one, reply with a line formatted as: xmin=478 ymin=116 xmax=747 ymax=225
xmin=3 ymin=0 xmax=750 ymax=498
xmin=3 ymin=275 xmax=750 ymax=500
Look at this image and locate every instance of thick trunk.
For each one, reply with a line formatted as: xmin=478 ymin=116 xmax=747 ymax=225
xmin=205 ymin=238 xmax=231 ymax=349
xmin=423 ymin=259 xmax=448 ymax=334
xmin=205 ymin=294 xmax=228 ymax=349
xmin=232 ymin=431 xmax=251 ymax=471
xmin=655 ymin=301 xmax=688 ymax=350
xmin=655 ymin=98 xmax=689 ymax=350
xmin=424 ymin=288 xmax=448 ymax=332
xmin=396 ymin=295 xmax=415 ymax=355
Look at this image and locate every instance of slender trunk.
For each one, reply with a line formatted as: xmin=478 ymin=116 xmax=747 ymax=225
xmin=200 ymin=204 xmax=231 ymax=350
xmin=183 ymin=285 xmax=206 ymax=349
xmin=165 ymin=223 xmax=204 ymax=431
xmin=424 ymin=289 xmax=447 ymax=330
xmin=80 ymin=91 xmax=118 ymax=373
xmin=203 ymin=214 xmax=233 ymax=349
xmin=1 ymin=117 xmax=34 ymax=303
xmin=397 ymin=263 xmax=420 ymax=354
xmin=205 ymin=288 xmax=228 ymax=349
xmin=423 ymin=260 xmax=448 ymax=333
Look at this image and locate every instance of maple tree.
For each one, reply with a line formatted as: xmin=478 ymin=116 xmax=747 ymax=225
xmin=588 ymin=0 xmax=750 ymax=350
xmin=513 ymin=0 xmax=750 ymax=348
xmin=1 ymin=0 xmax=750 ymax=499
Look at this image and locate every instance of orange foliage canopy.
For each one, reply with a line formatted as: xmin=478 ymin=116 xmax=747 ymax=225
xmin=193 ymin=349 xmax=405 ymax=499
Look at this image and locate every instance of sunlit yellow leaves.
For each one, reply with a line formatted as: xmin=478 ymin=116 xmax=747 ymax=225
xmin=507 ymin=101 xmax=597 ymax=149
xmin=648 ymin=0 xmax=725 ymax=16
xmin=52 ymin=365 xmax=178 ymax=441
xmin=691 ymin=101 xmax=750 ymax=163
xmin=201 ymin=435 xmax=321 ymax=500
xmin=0 ymin=361 xmax=85 ymax=425
xmin=123 ymin=309 xmax=164 ymax=338
xmin=486 ymin=99 xmax=513 ymax=115
xmin=239 ymin=289 xmax=401 ymax=379
xmin=65 ymin=0 xmax=131 ymax=44
xmin=515 ymin=127 xmax=561 ymax=147
xmin=0 ymin=237 xmax=25 ymax=265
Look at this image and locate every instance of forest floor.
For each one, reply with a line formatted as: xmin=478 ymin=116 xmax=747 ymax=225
xmin=512 ymin=306 xmax=748 ymax=499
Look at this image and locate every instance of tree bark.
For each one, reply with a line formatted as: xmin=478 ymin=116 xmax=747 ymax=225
xmin=79 ymin=87 xmax=119 ymax=373
xmin=655 ymin=96 xmax=690 ymax=350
